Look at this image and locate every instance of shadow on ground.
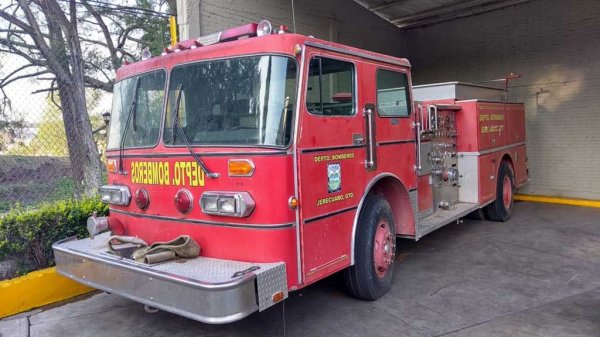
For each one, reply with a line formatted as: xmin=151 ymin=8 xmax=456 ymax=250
xmin=2 ymin=202 xmax=599 ymax=337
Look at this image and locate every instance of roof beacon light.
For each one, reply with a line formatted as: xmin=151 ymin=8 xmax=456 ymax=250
xmin=278 ymin=25 xmax=290 ymax=34
xmin=257 ymin=20 xmax=273 ymax=37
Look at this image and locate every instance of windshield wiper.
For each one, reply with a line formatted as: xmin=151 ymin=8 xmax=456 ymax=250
xmin=172 ymin=84 xmax=219 ymax=178
xmin=118 ymin=77 xmax=141 ymax=174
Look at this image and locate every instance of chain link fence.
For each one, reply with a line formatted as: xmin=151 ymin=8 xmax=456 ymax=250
xmin=0 ymin=55 xmax=110 ymax=213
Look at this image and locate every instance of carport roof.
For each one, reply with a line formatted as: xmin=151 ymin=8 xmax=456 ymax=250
xmin=353 ymin=0 xmax=529 ymax=29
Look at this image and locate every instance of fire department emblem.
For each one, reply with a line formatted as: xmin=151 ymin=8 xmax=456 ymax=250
xmin=327 ymin=163 xmax=341 ymax=193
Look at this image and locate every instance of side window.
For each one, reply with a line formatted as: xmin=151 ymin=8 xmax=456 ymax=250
xmin=306 ymin=57 xmax=355 ymax=116
xmin=376 ymin=69 xmax=411 ymax=117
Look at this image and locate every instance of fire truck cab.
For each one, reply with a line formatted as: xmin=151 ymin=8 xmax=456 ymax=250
xmin=53 ymin=21 xmax=527 ymax=324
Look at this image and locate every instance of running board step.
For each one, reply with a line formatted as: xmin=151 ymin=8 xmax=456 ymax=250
xmin=416 ymin=202 xmax=480 ymax=240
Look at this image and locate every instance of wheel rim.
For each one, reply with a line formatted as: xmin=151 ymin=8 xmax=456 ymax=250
xmin=502 ymin=175 xmax=512 ymax=209
xmin=373 ymin=219 xmax=394 ymax=278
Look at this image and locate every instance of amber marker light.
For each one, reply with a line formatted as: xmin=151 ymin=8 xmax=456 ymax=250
xmin=272 ymin=291 xmax=285 ymax=303
xmin=293 ymin=44 xmax=302 ymax=56
xmin=288 ymin=196 xmax=298 ymax=210
xmin=228 ymin=159 xmax=255 ymax=177
xmin=106 ymin=159 xmax=117 ymax=173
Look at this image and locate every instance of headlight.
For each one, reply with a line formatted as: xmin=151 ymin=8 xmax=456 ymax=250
xmin=200 ymin=192 xmax=255 ymax=217
xmin=99 ymin=185 xmax=131 ymax=206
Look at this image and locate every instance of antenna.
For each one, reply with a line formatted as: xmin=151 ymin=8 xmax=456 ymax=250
xmin=291 ymin=0 xmax=296 ymax=33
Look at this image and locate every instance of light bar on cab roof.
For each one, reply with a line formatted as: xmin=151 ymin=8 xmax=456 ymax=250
xmin=219 ymin=23 xmax=259 ymax=41
xmin=197 ymin=20 xmax=275 ymax=46
xmin=164 ymin=20 xmax=276 ymax=54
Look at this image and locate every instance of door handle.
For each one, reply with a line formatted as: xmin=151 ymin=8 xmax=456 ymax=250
xmin=363 ymin=104 xmax=376 ymax=169
xmin=353 ymin=134 xmax=366 ymax=145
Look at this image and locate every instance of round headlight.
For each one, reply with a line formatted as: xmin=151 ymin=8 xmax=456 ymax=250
xmin=257 ymin=20 xmax=273 ymax=37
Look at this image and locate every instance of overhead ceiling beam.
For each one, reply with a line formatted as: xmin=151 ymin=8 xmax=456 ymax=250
xmin=368 ymin=1 xmax=408 ymax=13
xmin=391 ymin=0 xmax=498 ymax=24
xmin=352 ymin=0 xmax=407 ymax=28
xmin=392 ymin=0 xmax=530 ymax=28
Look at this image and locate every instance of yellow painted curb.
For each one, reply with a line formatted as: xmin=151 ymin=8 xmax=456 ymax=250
xmin=515 ymin=194 xmax=600 ymax=209
xmin=0 ymin=266 xmax=94 ymax=318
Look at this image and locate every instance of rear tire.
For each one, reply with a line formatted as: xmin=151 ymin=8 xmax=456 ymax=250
xmin=344 ymin=195 xmax=396 ymax=301
xmin=486 ymin=161 xmax=515 ymax=221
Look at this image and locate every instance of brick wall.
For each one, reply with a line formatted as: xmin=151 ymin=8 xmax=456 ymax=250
xmin=407 ymin=0 xmax=600 ymax=199
xmin=186 ymin=0 xmax=407 ymax=56
xmin=186 ymin=0 xmax=600 ymax=200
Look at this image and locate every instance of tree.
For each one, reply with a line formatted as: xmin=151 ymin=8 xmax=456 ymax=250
xmin=0 ymin=0 xmax=173 ymax=197
xmin=125 ymin=0 xmax=176 ymax=56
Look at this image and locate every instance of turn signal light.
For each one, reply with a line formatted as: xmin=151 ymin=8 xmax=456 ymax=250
xmin=228 ymin=159 xmax=255 ymax=177
xmin=106 ymin=159 xmax=117 ymax=173
xmin=174 ymin=189 xmax=193 ymax=214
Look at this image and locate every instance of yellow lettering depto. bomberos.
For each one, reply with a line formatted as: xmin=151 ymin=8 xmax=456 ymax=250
xmin=130 ymin=161 xmax=205 ymax=187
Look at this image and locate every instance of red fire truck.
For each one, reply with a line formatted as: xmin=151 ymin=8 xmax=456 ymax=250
xmin=53 ymin=20 xmax=527 ymax=324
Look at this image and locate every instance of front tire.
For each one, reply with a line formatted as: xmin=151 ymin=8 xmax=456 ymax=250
xmin=486 ymin=161 xmax=515 ymax=221
xmin=344 ymin=195 xmax=396 ymax=300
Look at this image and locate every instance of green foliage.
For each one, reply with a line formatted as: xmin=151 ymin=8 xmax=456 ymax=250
xmin=0 ymin=156 xmax=76 ymax=211
xmin=49 ymin=176 xmax=76 ymax=201
xmin=0 ymin=197 xmax=108 ymax=275
xmin=125 ymin=0 xmax=174 ymax=56
xmin=0 ymin=200 xmax=11 ymax=214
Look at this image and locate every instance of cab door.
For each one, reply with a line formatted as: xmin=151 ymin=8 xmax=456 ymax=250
xmin=296 ymin=51 xmax=365 ymax=284
xmin=364 ymin=64 xmax=419 ymax=236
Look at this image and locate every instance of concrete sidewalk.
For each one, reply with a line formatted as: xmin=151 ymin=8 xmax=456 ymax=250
xmin=2 ymin=202 xmax=599 ymax=337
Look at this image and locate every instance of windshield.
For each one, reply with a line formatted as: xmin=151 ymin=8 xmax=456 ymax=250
xmin=107 ymin=70 xmax=166 ymax=149
xmin=163 ymin=55 xmax=297 ymax=147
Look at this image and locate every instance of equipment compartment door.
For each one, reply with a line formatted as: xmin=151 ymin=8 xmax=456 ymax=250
xmin=297 ymin=52 xmax=365 ymax=284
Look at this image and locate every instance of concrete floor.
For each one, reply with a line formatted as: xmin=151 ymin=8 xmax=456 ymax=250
xmin=2 ymin=201 xmax=599 ymax=337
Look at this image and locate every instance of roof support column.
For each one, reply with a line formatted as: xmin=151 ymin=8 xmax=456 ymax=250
xmin=177 ymin=0 xmax=201 ymax=40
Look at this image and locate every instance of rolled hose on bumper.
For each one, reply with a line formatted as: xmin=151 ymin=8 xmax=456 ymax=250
xmin=52 ymin=233 xmax=287 ymax=324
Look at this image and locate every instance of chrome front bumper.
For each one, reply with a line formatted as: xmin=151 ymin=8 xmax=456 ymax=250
xmin=52 ymin=233 xmax=287 ymax=324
